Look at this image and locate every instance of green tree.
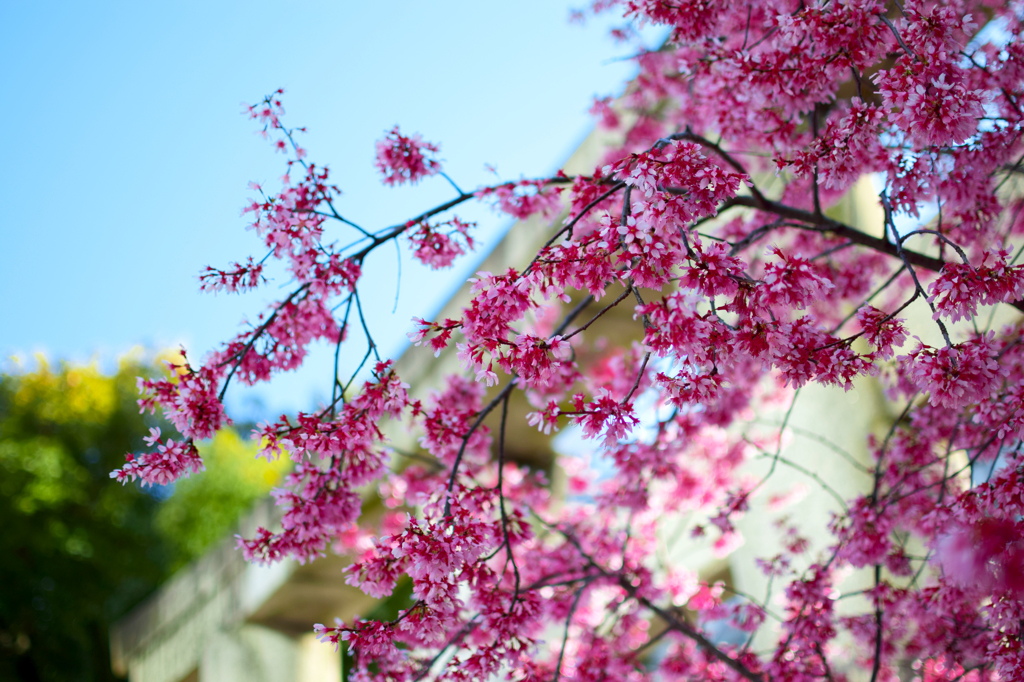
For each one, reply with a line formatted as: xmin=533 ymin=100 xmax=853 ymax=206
xmin=0 ymin=356 xmax=286 ymax=680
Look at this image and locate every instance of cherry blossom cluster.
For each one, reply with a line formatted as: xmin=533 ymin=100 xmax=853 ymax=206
xmin=476 ymin=178 xmax=565 ymax=220
xmin=111 ymin=428 xmax=204 ymax=487
xmin=239 ymin=362 xmax=410 ymax=564
xmin=135 ymin=355 xmax=228 ymax=441
xmin=405 ymin=217 xmax=476 ymax=270
xmin=375 ymin=126 xmax=442 ymax=186
xmin=929 ymin=251 xmax=1024 ymax=323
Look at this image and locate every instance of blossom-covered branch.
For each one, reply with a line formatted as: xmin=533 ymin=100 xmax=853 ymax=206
xmin=115 ymin=3 xmax=1024 ymax=681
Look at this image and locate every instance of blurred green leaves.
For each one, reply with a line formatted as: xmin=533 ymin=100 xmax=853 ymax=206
xmin=0 ymin=356 xmax=286 ymax=680
xmin=156 ymin=428 xmax=290 ymax=572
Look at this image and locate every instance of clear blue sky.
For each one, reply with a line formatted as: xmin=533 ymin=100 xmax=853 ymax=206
xmin=0 ymin=1 xmax=658 ymax=418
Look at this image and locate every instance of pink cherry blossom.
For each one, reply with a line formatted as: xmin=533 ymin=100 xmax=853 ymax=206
xmin=374 ymin=126 xmax=441 ymax=186
xmin=111 ymin=428 xmax=205 ymax=487
xmin=113 ymin=9 xmax=1024 ymax=681
xmin=406 ymin=217 xmax=476 ymax=269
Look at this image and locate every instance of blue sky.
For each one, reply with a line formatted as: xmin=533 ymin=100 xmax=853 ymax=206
xmin=1 ymin=1 xmax=657 ymax=418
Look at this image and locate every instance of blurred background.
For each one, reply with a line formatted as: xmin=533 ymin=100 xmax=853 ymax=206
xmin=0 ymin=356 xmax=288 ymax=680
xmin=0 ymin=2 xmax=662 ymax=678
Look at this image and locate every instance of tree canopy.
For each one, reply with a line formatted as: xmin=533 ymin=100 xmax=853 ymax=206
xmin=111 ymin=2 xmax=1024 ymax=681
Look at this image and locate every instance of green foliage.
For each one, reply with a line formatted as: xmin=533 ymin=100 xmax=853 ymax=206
xmin=0 ymin=356 xmax=285 ymax=681
xmin=156 ymin=428 xmax=289 ymax=572
xmin=0 ymin=357 xmax=167 ymax=681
